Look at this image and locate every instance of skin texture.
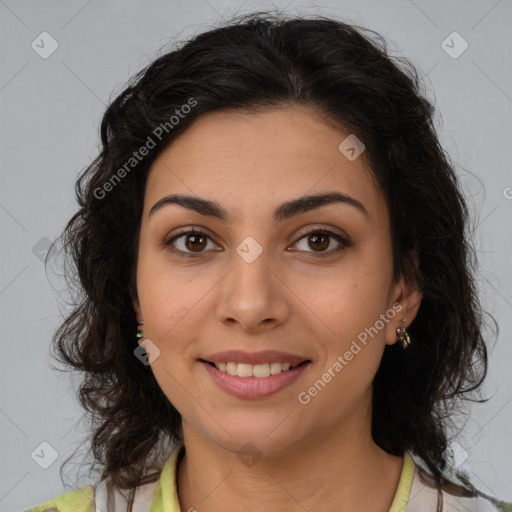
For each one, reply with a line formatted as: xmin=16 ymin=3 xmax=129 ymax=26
xmin=132 ymin=105 xmax=423 ymax=511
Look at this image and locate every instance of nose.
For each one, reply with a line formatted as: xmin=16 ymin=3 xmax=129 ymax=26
xmin=215 ymin=246 xmax=290 ymax=333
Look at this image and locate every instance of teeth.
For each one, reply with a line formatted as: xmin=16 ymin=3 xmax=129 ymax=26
xmin=237 ymin=363 xmax=253 ymax=378
xmin=270 ymin=362 xmax=283 ymax=375
xmin=253 ymin=364 xmax=270 ymax=378
xmin=213 ymin=361 xmax=299 ymax=377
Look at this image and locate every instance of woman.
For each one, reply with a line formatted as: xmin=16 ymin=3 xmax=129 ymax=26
xmin=24 ymin=11 xmax=512 ymax=512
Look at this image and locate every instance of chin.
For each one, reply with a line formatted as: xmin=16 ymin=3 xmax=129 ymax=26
xmin=206 ymin=417 xmax=307 ymax=458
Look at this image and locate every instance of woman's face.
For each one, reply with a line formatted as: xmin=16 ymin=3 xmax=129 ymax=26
xmin=133 ymin=104 xmax=421 ymax=456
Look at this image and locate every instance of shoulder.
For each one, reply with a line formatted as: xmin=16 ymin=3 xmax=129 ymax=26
xmin=22 ymin=478 xmax=159 ymax=512
xmin=22 ymin=444 xmax=183 ymax=512
xmin=406 ymin=453 xmax=512 ymax=512
xmin=23 ymin=485 xmax=95 ymax=512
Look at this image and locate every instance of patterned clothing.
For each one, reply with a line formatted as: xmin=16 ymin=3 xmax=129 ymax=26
xmin=23 ymin=443 xmax=512 ymax=512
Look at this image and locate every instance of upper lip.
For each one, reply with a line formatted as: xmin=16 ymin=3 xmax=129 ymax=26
xmin=201 ymin=350 xmax=310 ymax=365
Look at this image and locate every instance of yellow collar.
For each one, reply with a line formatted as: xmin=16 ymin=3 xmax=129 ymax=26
xmin=149 ymin=444 xmax=415 ymax=512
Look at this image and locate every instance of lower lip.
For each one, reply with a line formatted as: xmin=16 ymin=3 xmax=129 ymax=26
xmin=200 ymin=361 xmax=311 ymax=399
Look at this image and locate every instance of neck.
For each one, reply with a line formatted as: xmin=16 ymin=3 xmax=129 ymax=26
xmin=176 ymin=412 xmax=404 ymax=512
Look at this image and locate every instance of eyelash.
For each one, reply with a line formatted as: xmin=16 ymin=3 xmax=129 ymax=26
xmin=162 ymin=228 xmax=351 ymax=259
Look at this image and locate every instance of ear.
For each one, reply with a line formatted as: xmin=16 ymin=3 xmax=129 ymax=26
xmin=385 ymin=254 xmax=423 ymax=346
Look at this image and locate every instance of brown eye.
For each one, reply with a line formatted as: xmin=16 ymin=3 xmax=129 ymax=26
xmin=307 ymin=233 xmax=330 ymax=252
xmin=164 ymin=228 xmax=350 ymax=259
xmin=184 ymin=232 xmax=207 ymax=252
xmin=164 ymin=229 xmax=216 ymax=256
xmin=292 ymin=229 xmax=350 ymax=256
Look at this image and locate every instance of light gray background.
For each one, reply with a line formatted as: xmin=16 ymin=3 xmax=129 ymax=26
xmin=1 ymin=0 xmax=511 ymax=510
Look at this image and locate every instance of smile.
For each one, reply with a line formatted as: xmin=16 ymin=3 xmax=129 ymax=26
xmin=212 ymin=361 xmax=301 ymax=377
xmin=200 ymin=359 xmax=311 ymax=399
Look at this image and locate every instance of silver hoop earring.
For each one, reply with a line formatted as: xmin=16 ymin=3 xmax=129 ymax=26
xmin=396 ymin=318 xmax=411 ymax=349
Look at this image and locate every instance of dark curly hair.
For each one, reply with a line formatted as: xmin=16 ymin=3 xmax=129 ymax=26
xmin=48 ymin=9 xmax=501 ymax=506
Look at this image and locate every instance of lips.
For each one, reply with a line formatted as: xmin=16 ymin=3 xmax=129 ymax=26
xmin=200 ymin=349 xmax=310 ymax=366
xmin=201 ymin=359 xmax=311 ymax=399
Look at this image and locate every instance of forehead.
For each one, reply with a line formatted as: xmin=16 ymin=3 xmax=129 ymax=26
xmin=143 ymin=105 xmax=386 ymax=227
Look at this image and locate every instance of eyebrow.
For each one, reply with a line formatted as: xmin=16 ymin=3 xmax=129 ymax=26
xmin=149 ymin=192 xmax=369 ymax=222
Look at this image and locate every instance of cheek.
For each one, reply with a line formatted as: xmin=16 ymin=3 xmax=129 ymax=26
xmin=136 ymin=249 xmax=205 ymax=335
xmin=296 ymin=263 xmax=378 ymax=334
xmin=136 ymin=252 xmax=219 ymax=361
xmin=304 ymin=267 xmax=388 ymax=374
